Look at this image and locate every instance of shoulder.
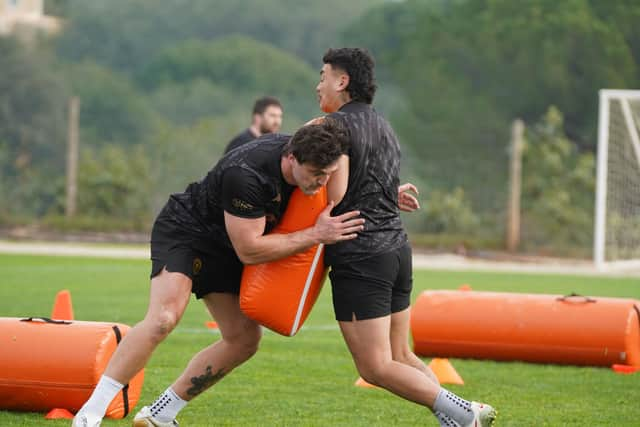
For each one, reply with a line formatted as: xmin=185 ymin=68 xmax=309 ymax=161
xmin=238 ymin=128 xmax=255 ymax=139
xmin=255 ymin=133 xmax=291 ymax=144
xmin=226 ymin=129 xmax=255 ymax=152
xmin=222 ymin=165 xmax=263 ymax=187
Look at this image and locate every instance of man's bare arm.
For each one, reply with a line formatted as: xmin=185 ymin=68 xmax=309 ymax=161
xmin=225 ymin=201 xmax=364 ymax=265
xmin=326 ymin=154 xmax=349 ymax=207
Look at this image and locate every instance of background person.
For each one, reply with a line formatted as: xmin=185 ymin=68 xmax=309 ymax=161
xmin=224 ymin=96 xmax=283 ymax=154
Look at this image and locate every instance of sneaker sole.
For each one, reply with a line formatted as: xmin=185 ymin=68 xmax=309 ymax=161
xmin=483 ymin=408 xmax=497 ymax=426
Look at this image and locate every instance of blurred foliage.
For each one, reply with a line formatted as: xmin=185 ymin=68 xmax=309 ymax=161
xmin=54 ymin=0 xmax=386 ymax=71
xmin=606 ymin=215 xmax=640 ymax=260
xmin=146 ymin=116 xmax=241 ymax=213
xmin=409 ymin=233 xmax=504 ymax=253
xmin=138 ymin=35 xmax=318 ymax=121
xmin=43 ymin=0 xmax=69 ymax=17
xmin=64 ymin=62 xmax=160 ymax=146
xmin=521 ymin=106 xmax=595 ymax=255
xmin=422 ymin=187 xmax=480 ymax=234
xmin=40 ymin=214 xmax=149 ymax=233
xmin=77 ymin=144 xmax=152 ymax=220
xmin=0 ymin=37 xmax=67 ymax=218
xmin=344 ymin=0 xmax=640 ymax=241
xmin=347 ymin=0 xmax=639 ymax=148
xmin=1 ymin=0 xmax=639 ymax=256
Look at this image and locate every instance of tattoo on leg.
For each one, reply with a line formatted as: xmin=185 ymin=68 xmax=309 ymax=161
xmin=187 ymin=365 xmax=226 ymax=397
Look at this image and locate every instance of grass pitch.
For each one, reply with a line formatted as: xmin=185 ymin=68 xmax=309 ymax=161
xmin=0 ymin=254 xmax=639 ymax=426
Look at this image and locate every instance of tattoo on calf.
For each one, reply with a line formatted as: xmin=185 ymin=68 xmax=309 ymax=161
xmin=187 ymin=365 xmax=226 ymax=397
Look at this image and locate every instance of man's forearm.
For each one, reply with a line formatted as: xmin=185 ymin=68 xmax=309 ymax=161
xmin=235 ymin=227 xmax=321 ymax=265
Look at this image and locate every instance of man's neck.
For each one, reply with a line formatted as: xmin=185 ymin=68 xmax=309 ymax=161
xmin=280 ymin=156 xmax=295 ymax=186
xmin=330 ymin=93 xmax=352 ymax=113
xmin=249 ymin=124 xmax=261 ymax=137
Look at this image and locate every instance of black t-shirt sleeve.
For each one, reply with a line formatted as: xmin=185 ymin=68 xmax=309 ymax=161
xmin=221 ymin=167 xmax=266 ymax=218
xmin=328 ymin=112 xmax=353 ymax=157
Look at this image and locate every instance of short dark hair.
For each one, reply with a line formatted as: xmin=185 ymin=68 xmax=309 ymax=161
xmin=322 ymin=48 xmax=377 ymax=104
xmin=252 ymin=96 xmax=282 ymax=115
xmin=285 ymin=117 xmax=349 ymax=169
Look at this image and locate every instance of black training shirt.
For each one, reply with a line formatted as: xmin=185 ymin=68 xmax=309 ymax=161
xmin=157 ymin=134 xmax=295 ymax=254
xmin=325 ymin=101 xmax=407 ymax=265
xmin=224 ymin=128 xmax=257 ymax=154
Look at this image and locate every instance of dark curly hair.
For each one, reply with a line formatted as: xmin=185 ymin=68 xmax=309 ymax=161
xmin=322 ymin=48 xmax=377 ymax=104
xmin=285 ymin=117 xmax=349 ymax=169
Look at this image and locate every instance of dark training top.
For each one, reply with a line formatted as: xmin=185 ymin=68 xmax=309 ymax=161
xmin=156 ymin=134 xmax=295 ymax=254
xmin=326 ymin=101 xmax=407 ymax=265
xmin=224 ymin=128 xmax=258 ymax=154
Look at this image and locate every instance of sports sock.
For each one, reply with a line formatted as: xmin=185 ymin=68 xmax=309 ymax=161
xmin=79 ymin=375 xmax=124 ymax=418
xmin=433 ymin=388 xmax=473 ymax=426
xmin=434 ymin=410 xmax=461 ymax=426
xmin=149 ymin=387 xmax=187 ymax=422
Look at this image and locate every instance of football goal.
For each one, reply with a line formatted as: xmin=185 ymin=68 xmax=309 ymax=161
xmin=594 ymin=89 xmax=640 ymax=270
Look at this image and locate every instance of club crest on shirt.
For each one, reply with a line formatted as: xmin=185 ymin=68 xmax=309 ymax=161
xmin=193 ymin=257 xmax=203 ymax=275
xmin=232 ymin=198 xmax=254 ymax=211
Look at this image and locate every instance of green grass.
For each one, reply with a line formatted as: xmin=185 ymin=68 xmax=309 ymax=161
xmin=0 ymin=254 xmax=639 ymax=426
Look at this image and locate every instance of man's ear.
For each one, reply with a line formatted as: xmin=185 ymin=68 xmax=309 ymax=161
xmin=337 ymin=72 xmax=350 ymax=91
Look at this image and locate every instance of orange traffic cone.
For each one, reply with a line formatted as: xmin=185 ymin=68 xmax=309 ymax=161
xmin=44 ymin=408 xmax=74 ymax=419
xmin=51 ymin=290 xmax=74 ymax=320
xmin=354 ymin=376 xmax=379 ymax=389
xmin=428 ymin=358 xmax=464 ymax=385
xmin=612 ymin=364 xmax=640 ymax=374
xmin=205 ymin=321 xmax=219 ymax=329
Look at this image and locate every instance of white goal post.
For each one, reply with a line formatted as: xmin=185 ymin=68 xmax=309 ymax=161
xmin=594 ymin=89 xmax=640 ymax=270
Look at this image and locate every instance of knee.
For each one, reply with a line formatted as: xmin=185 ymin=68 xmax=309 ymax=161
xmin=145 ymin=309 xmax=180 ymax=343
xmin=391 ymin=349 xmax=412 ymax=365
xmin=356 ymin=360 xmax=387 ymax=386
xmin=244 ymin=325 xmax=263 ymax=357
xmin=227 ymin=324 xmax=262 ymax=360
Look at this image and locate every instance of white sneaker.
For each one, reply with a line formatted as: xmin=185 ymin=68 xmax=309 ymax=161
xmin=71 ymin=411 xmax=101 ymax=427
xmin=464 ymin=402 xmax=496 ymax=427
xmin=132 ymin=406 xmax=179 ymax=427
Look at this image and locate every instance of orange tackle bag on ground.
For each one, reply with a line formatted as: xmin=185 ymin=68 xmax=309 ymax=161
xmin=411 ymin=290 xmax=640 ymax=367
xmin=0 ymin=317 xmax=144 ymax=418
xmin=240 ymin=187 xmax=328 ymax=336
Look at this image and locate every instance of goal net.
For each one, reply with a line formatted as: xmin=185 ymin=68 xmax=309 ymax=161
xmin=594 ymin=90 xmax=640 ymax=269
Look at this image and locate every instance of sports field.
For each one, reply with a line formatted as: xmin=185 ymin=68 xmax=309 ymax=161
xmin=1 ymin=254 xmax=639 ymax=426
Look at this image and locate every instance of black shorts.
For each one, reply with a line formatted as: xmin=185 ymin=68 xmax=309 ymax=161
xmin=150 ymin=218 xmax=243 ymax=299
xmin=329 ymin=243 xmax=412 ymax=321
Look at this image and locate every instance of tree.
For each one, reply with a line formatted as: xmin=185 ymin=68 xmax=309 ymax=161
xmin=0 ymin=37 xmax=67 ymax=218
xmin=138 ymin=35 xmax=319 ymax=121
xmin=343 ymin=0 xmax=639 ymax=237
xmin=521 ymin=106 xmax=595 ymax=254
xmin=349 ymin=0 xmax=639 ymax=147
xmin=78 ymin=144 xmax=152 ymax=221
xmin=55 ymin=0 xmax=387 ymax=73
xmin=63 ymin=62 xmax=159 ymax=147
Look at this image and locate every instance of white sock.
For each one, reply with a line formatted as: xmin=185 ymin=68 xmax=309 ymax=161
xmin=433 ymin=388 xmax=473 ymax=426
xmin=80 ymin=375 xmax=124 ymax=418
xmin=149 ymin=387 xmax=187 ymax=422
xmin=434 ymin=410 xmax=461 ymax=426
